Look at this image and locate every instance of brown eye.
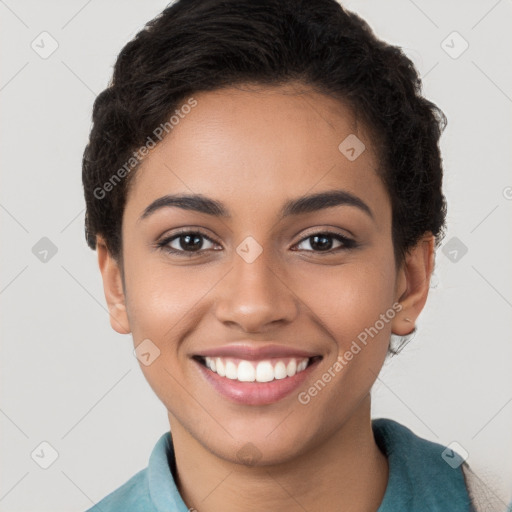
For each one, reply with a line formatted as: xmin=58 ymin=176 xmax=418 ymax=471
xmin=174 ymin=233 xmax=205 ymax=252
xmin=294 ymin=232 xmax=356 ymax=252
xmin=157 ymin=231 xmax=219 ymax=255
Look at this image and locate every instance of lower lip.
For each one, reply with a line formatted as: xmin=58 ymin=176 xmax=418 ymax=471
xmin=195 ymin=358 xmax=321 ymax=405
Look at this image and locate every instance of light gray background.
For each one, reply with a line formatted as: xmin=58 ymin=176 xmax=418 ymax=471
xmin=1 ymin=1 xmax=511 ymax=510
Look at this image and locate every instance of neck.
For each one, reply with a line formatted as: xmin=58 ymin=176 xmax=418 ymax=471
xmin=169 ymin=395 xmax=388 ymax=512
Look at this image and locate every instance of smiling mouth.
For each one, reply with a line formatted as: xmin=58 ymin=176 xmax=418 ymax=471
xmin=193 ymin=355 xmax=322 ymax=383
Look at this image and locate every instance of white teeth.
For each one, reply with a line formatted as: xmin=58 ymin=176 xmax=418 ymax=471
xmin=237 ymin=360 xmax=255 ymax=382
xmin=215 ymin=357 xmax=225 ymax=377
xmin=297 ymin=360 xmax=308 ymax=372
xmin=274 ymin=361 xmax=287 ymax=380
xmin=286 ymin=359 xmax=297 ymax=377
xmin=202 ymin=356 xmax=312 ymax=382
xmin=255 ymin=361 xmax=274 ymax=382
xmin=225 ymin=361 xmax=238 ymax=379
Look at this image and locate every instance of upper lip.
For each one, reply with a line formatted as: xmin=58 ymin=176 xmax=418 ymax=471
xmin=194 ymin=343 xmax=321 ymax=360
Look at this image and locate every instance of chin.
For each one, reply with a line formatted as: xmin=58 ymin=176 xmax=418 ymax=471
xmin=207 ymin=419 xmax=318 ymax=467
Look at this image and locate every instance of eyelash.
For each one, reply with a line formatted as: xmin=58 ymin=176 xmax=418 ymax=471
xmin=155 ymin=229 xmax=357 ymax=257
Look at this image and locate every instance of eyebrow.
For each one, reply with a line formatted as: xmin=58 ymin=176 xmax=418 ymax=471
xmin=139 ymin=190 xmax=374 ymax=222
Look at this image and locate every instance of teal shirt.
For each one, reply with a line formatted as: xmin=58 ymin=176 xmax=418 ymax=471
xmin=85 ymin=418 xmax=472 ymax=511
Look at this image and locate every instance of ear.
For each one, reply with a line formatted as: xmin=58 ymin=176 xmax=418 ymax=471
xmin=391 ymin=233 xmax=435 ymax=336
xmin=96 ymin=235 xmax=131 ymax=335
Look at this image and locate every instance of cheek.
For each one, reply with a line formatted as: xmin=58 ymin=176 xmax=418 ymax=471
xmin=123 ymin=252 xmax=216 ymax=342
xmin=291 ymin=257 xmax=397 ymax=348
xmin=122 ymin=258 xmax=215 ymax=418
xmin=278 ymin=260 xmax=397 ymax=440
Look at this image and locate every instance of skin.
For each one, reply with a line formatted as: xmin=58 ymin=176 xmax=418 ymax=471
xmin=97 ymin=83 xmax=435 ymax=512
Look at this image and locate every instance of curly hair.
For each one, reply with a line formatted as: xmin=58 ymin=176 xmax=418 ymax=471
xmin=82 ymin=0 xmax=447 ymax=267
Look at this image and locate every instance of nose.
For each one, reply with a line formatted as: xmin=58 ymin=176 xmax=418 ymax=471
xmin=213 ymin=247 xmax=299 ymax=333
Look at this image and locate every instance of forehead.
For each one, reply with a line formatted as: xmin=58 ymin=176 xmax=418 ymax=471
xmin=124 ymin=83 xmax=388 ymax=223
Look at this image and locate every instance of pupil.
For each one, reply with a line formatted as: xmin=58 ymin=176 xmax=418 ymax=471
xmin=181 ymin=234 xmax=202 ymax=251
xmin=311 ymin=234 xmax=332 ymax=251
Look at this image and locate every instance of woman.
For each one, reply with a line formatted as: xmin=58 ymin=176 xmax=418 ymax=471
xmin=82 ymin=0 xmax=499 ymax=510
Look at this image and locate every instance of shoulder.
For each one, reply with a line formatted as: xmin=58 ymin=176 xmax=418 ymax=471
xmin=84 ymin=467 xmax=156 ymax=512
xmin=372 ymin=418 xmax=473 ymax=511
xmin=83 ymin=431 xmax=185 ymax=512
xmin=373 ymin=417 xmax=462 ymax=465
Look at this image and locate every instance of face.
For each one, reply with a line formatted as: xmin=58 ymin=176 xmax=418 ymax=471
xmin=98 ymin=83 xmax=430 ymax=466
